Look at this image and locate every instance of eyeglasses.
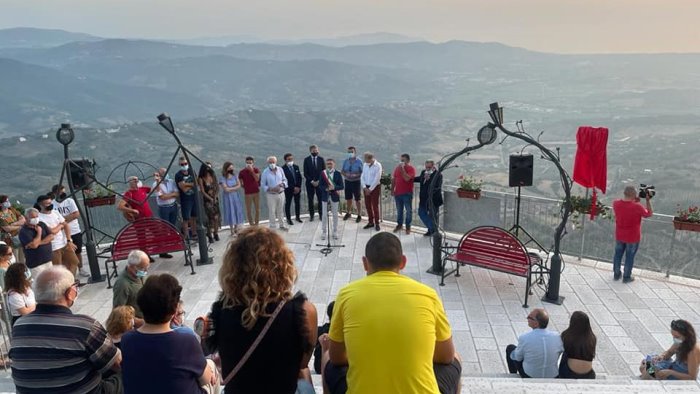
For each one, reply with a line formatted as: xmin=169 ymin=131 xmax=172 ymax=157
xmin=527 ymin=316 xmax=536 ymax=321
xmin=177 ymin=311 xmax=186 ymax=317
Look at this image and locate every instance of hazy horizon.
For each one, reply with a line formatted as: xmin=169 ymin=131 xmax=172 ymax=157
xmin=2 ymin=0 xmax=700 ymax=54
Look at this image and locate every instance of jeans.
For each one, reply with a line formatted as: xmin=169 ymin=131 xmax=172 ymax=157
xmin=394 ymin=193 xmax=413 ymax=226
xmin=418 ymin=205 xmax=438 ymax=233
xmin=158 ymin=204 xmax=179 ymax=227
xmin=613 ymin=241 xmax=639 ymax=279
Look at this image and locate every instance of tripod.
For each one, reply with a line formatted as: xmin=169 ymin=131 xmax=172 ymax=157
xmin=509 ymin=186 xmax=548 ymax=253
xmin=316 ymin=199 xmax=345 ymax=257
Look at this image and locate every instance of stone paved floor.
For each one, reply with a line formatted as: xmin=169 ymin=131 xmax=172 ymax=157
xmin=50 ymin=216 xmax=700 ymax=387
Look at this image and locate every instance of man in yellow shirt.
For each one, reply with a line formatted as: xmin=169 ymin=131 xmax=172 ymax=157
xmin=325 ymin=232 xmax=461 ymax=394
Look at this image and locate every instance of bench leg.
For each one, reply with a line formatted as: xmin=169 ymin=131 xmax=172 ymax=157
xmin=455 ymin=261 xmax=461 ymax=278
xmin=105 ymin=260 xmax=113 ymax=289
xmin=440 ymin=259 xmax=447 ymax=286
xmin=523 ymin=271 xmax=532 ymax=308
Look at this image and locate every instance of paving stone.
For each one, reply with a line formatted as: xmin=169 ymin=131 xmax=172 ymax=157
xmin=447 ymin=309 xmax=470 ymax=331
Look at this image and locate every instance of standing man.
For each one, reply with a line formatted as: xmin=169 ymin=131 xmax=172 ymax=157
xmin=391 ymin=154 xmax=417 ymax=235
xmin=415 ymin=160 xmax=443 ymax=237
xmin=51 ymin=185 xmax=90 ymax=278
xmin=341 ymin=146 xmax=363 ymax=223
xmin=36 ymin=195 xmax=79 ymax=276
xmin=175 ymin=157 xmax=198 ymax=240
xmin=282 ymin=153 xmax=303 ymax=226
xmin=18 ymin=208 xmax=54 ymax=278
xmin=303 ymin=145 xmax=324 ymax=222
xmin=260 ymin=156 xmax=289 ymax=231
xmin=360 ymin=152 xmax=382 ymax=231
xmin=505 ymin=308 xmax=563 ymax=378
xmin=612 ymin=185 xmax=653 ymax=283
xmin=112 ymin=249 xmax=149 ymax=327
xmin=153 ymin=168 xmax=179 ymax=229
xmin=319 ymin=158 xmax=344 ymax=240
xmin=238 ymin=156 xmax=261 ymax=226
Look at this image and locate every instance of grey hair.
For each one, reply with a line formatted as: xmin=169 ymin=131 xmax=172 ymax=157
xmin=127 ymin=250 xmax=148 ymax=266
xmin=34 ymin=265 xmax=74 ymax=303
xmin=24 ymin=207 xmax=39 ymax=218
xmin=266 ymin=156 xmax=277 ymax=163
xmin=364 ymin=152 xmax=374 ymax=160
xmin=624 ymin=186 xmax=637 ymax=198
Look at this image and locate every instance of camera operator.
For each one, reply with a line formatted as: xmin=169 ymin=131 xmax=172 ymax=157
xmin=612 ymin=185 xmax=653 ymax=283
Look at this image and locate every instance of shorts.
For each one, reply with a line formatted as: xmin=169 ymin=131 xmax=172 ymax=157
xmin=324 ymin=358 xmax=461 ymax=394
xmin=344 ymin=181 xmax=361 ymax=201
xmin=72 ymin=232 xmax=84 ymax=254
xmin=180 ymin=197 xmax=198 ymax=220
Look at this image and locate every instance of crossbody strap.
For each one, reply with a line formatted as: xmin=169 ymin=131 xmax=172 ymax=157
xmin=222 ymin=299 xmax=287 ymax=385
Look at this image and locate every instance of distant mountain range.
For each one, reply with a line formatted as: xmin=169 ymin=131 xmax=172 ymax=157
xmin=0 ymin=27 xmax=101 ymax=48
xmin=169 ymin=32 xmax=425 ymax=47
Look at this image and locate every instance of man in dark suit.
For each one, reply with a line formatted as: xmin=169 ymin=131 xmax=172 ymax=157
xmin=303 ymin=144 xmax=324 ymax=222
xmin=282 ymin=153 xmax=303 ymax=226
xmin=415 ymin=160 xmax=443 ymax=236
xmin=319 ymin=158 xmax=344 ymax=240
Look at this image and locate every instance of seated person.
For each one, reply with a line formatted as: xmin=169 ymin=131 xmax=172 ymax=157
xmin=120 ymin=274 xmax=219 ymax=394
xmin=324 ymin=232 xmax=461 ymax=394
xmin=171 ymin=300 xmax=198 ymax=338
xmin=106 ymin=305 xmax=135 ymax=349
xmin=641 ymin=319 xmax=700 ymax=380
xmin=314 ymin=301 xmax=335 ymax=374
xmin=5 ymin=263 xmax=36 ymax=325
xmin=559 ymin=311 xmax=596 ymax=379
xmin=506 ymin=308 xmax=563 ymax=378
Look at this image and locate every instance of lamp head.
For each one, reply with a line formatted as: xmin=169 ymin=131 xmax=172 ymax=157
xmin=477 ymin=123 xmax=498 ymax=145
xmin=157 ymin=113 xmax=175 ymax=134
xmin=488 ymin=102 xmax=504 ymax=126
xmin=56 ymin=123 xmax=74 ymax=146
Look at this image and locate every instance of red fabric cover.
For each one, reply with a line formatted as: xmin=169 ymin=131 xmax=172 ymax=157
xmin=573 ymin=126 xmax=609 ymax=218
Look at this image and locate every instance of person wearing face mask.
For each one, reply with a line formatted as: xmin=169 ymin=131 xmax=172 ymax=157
xmin=51 ymin=185 xmax=90 ymax=278
xmin=9 ymin=265 xmax=123 ymax=393
xmin=35 ymin=195 xmax=80 ymax=277
xmin=319 ymin=158 xmax=345 ymax=240
xmin=414 ymin=160 xmax=443 ymax=237
xmin=153 ymin=167 xmax=180 ymax=232
xmin=261 ymin=156 xmax=289 ymax=232
xmin=641 ymin=319 xmax=700 ymax=380
xmin=219 ymin=161 xmax=245 ymax=237
xmin=5 ymin=262 xmax=36 ymax=325
xmin=175 ymin=156 xmax=199 ymax=240
xmin=238 ymin=156 xmax=261 ymax=226
xmin=0 ymin=243 xmax=15 ymax=289
xmin=112 ymin=250 xmax=150 ymax=328
xmin=303 ymin=144 xmax=325 ymax=222
xmin=197 ymin=162 xmax=221 ymax=243
xmin=0 ymin=194 xmax=25 ymax=262
xmin=391 ymin=153 xmax=417 ymax=235
xmin=282 ymin=153 xmax=303 ymax=226
xmin=18 ymin=208 xmax=54 ymax=278
xmin=341 ymin=146 xmax=363 ymax=223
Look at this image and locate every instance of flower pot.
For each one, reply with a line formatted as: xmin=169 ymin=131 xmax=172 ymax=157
xmin=85 ymin=195 xmax=116 ymax=208
xmin=457 ymin=189 xmax=481 ymax=200
xmin=673 ymin=219 xmax=700 ymax=232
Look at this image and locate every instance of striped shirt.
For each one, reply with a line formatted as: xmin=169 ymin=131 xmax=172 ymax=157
xmin=10 ymin=304 xmax=120 ymax=394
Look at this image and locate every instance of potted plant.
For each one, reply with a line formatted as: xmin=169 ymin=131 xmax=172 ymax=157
xmin=456 ymin=175 xmax=482 ymax=199
xmin=84 ymin=184 xmax=116 ymax=207
xmin=380 ymin=173 xmax=393 ymax=198
xmin=674 ymin=205 xmax=700 ymax=232
xmin=565 ymin=195 xmax=612 ymax=228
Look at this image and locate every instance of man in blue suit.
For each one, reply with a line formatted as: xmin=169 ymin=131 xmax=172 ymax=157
xmin=282 ymin=153 xmax=303 ymax=226
xmin=303 ymin=145 xmax=324 ymax=222
xmin=319 ymin=158 xmax=344 ymax=240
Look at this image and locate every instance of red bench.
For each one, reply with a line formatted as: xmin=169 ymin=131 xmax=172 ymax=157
xmin=105 ymin=217 xmax=195 ymax=288
xmin=441 ymin=226 xmax=539 ymax=307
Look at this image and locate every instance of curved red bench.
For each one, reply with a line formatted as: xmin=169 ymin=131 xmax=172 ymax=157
xmin=441 ymin=226 xmax=538 ymax=307
xmin=105 ymin=217 xmax=195 ymax=288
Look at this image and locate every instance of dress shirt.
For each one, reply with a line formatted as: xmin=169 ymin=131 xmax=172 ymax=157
xmin=360 ymin=160 xmax=382 ymax=192
xmin=261 ymin=166 xmax=288 ymax=193
xmin=510 ymin=328 xmax=563 ymax=378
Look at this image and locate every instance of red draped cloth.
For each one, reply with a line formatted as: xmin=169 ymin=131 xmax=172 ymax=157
xmin=572 ymin=126 xmax=609 ymax=219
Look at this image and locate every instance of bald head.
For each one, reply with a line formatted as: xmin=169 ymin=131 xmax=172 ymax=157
xmin=527 ymin=308 xmax=549 ymax=329
xmin=623 ymin=186 xmax=637 ymax=199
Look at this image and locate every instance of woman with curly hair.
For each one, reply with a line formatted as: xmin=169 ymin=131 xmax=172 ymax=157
xmin=105 ymin=305 xmax=135 ymax=349
xmin=205 ymin=226 xmax=317 ymax=394
xmin=641 ymin=319 xmax=700 ymax=380
xmin=5 ymin=263 xmax=35 ymax=325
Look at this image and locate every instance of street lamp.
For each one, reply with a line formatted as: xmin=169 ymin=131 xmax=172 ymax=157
xmin=157 ymin=113 xmax=213 ymax=265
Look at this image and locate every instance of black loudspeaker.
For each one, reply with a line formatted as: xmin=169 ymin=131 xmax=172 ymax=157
xmin=509 ymin=154 xmax=533 ymax=187
xmin=68 ymin=159 xmax=95 ymax=189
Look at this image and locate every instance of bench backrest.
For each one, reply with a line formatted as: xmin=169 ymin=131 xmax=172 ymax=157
xmin=457 ymin=226 xmax=529 ymax=271
xmin=111 ymin=218 xmax=185 ymax=261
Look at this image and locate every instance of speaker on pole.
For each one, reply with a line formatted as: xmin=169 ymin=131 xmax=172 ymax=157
xmin=509 ymin=154 xmax=533 ymax=187
xmin=68 ymin=159 xmax=95 ymax=189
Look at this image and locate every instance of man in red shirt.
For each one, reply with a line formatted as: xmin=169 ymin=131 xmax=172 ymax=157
xmin=118 ymin=176 xmax=153 ymax=221
xmin=391 ymin=153 xmax=417 ymax=234
xmin=239 ymin=156 xmax=261 ymax=226
xmin=612 ymin=186 xmax=653 ymax=283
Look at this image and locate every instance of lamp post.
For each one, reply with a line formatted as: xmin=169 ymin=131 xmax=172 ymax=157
xmin=56 ymin=123 xmax=104 ymax=283
xmin=157 ymin=113 xmax=213 ymax=265
xmin=487 ymin=102 xmax=570 ymax=305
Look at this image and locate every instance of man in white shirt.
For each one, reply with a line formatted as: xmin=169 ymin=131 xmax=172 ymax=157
xmin=153 ymin=168 xmax=179 ymax=258
xmin=506 ymin=308 xmax=563 ymax=378
xmin=260 ymin=156 xmax=289 ymax=231
xmin=51 ymin=185 xmax=89 ymax=278
xmin=360 ymin=152 xmax=382 ymax=231
xmin=36 ymin=195 xmax=79 ymax=277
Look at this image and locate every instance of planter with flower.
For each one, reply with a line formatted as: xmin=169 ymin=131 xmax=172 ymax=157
xmin=456 ymin=175 xmax=482 ymax=200
xmin=84 ymin=184 xmax=116 ymax=207
xmin=566 ymin=195 xmax=612 ymax=227
xmin=380 ymin=173 xmax=393 ymax=198
xmin=674 ymin=206 xmax=700 ymax=232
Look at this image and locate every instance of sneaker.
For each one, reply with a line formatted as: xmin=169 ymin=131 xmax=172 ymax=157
xmin=279 ymin=227 xmax=289 ymax=232
xmin=375 ymin=224 xmax=380 ymax=231
xmin=613 ymin=272 xmax=621 ymax=281
xmin=78 ymin=268 xmax=90 ymax=278
xmin=363 ymin=223 xmax=374 ymax=229
xmin=296 ymin=217 xmax=303 ymax=223
xmin=287 ymin=219 xmax=294 ymax=226
xmin=622 ymin=276 xmax=635 ymax=283
xmin=159 ymin=253 xmax=173 ymax=259
xmin=393 ymin=225 xmax=403 ymax=233
xmin=332 ymin=233 xmax=338 ymax=240
xmin=343 ymin=212 xmax=352 ymax=221
xmin=214 ymin=233 xmax=220 ymax=242
xmin=321 ymin=233 xmax=327 ymax=240
xmin=355 ymin=215 xmax=362 ymax=223
xmin=423 ymin=231 xmax=433 ymax=237
xmin=309 ymin=216 xmax=315 ymax=222
xmin=405 ymin=226 xmax=411 ymax=235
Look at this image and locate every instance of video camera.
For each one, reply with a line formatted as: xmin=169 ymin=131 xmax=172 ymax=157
xmin=638 ymin=184 xmax=656 ymax=199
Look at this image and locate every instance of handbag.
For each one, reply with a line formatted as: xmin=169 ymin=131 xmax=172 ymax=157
xmin=222 ymin=299 xmax=287 ymax=386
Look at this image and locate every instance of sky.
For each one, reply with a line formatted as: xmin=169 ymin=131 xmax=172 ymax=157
xmin=1 ymin=0 xmax=699 ymax=54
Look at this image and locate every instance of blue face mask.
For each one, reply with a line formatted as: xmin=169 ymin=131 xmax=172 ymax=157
xmin=136 ymin=270 xmax=148 ymax=278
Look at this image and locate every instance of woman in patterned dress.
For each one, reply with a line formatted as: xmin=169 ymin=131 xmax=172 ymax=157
xmin=219 ymin=161 xmax=245 ymax=237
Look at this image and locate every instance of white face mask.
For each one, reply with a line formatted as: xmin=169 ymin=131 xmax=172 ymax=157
xmin=287 ymin=161 xmax=294 ymax=167
xmin=268 ymin=163 xmax=276 ymax=170
xmin=29 ymin=217 xmax=39 ymax=225
xmin=1 ymin=201 xmax=10 ymax=209
xmin=674 ymin=337 xmax=683 ymax=345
